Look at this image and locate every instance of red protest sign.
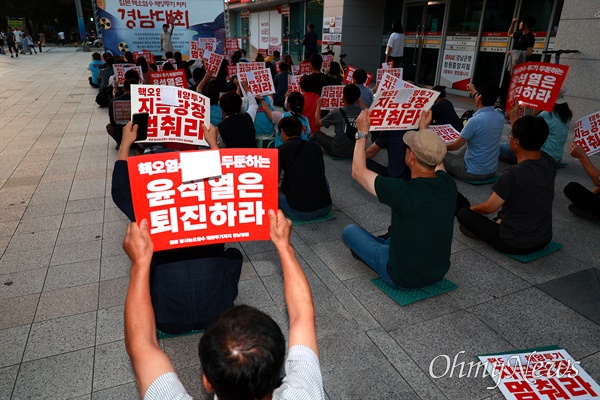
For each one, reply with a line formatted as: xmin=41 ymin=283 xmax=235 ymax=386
xmin=507 ymin=62 xmax=569 ymax=112
xmin=299 ymin=62 xmax=311 ymax=76
xmin=127 ymin=149 xmax=278 ymax=251
xmin=369 ymin=88 xmax=438 ymax=131
xmin=202 ymin=51 xmax=225 ymax=75
xmin=343 ymin=65 xmax=373 ymax=86
xmin=258 ymin=48 xmax=268 ymax=56
xmin=429 ymin=124 xmax=461 ymax=143
xmin=268 ymin=44 xmax=282 ymax=55
xmin=225 ymin=38 xmax=239 ymax=52
xmin=113 ymin=100 xmax=131 ymax=125
xmin=376 ymin=67 xmax=402 ymax=84
xmin=131 ymin=84 xmax=210 ymax=146
xmin=322 ymin=55 xmax=334 ymax=71
xmin=238 ymin=68 xmax=275 ymax=96
xmin=574 ymin=111 xmax=600 ymax=156
xmin=113 ymin=64 xmax=139 ymax=86
xmin=320 ymin=86 xmax=344 ymax=110
xmin=227 ymin=65 xmax=237 ymax=79
xmin=287 ymin=75 xmax=301 ymax=95
xmin=133 ymin=50 xmax=155 ymax=65
xmin=149 ymin=70 xmax=187 ymax=88
xmin=190 ymin=40 xmax=202 ymax=59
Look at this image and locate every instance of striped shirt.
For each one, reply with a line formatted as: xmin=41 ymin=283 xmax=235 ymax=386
xmin=145 ymin=345 xmax=325 ymax=400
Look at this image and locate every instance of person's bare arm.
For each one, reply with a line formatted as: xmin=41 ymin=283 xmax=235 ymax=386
xmin=169 ymin=17 xmax=175 ymax=34
xmin=118 ymin=122 xmax=138 ymax=161
xmin=470 ymin=192 xmax=505 ymax=215
xmin=269 ymin=210 xmax=318 ymax=356
xmin=508 ymin=100 xmax=521 ymax=126
xmin=123 ymin=220 xmax=176 ymax=398
xmin=365 ymin=142 xmax=381 ymax=159
xmin=204 ymin=124 xmax=220 ymax=149
xmin=314 ymin=98 xmax=324 ymax=128
xmin=241 ymin=80 xmax=258 ymax=122
xmin=196 ymin=70 xmax=213 ymax=93
xmin=571 ymin=143 xmax=600 ymax=187
xmin=508 ymin=18 xmax=518 ymax=38
xmin=419 ymin=109 xmax=432 ymax=130
xmin=352 ymin=109 xmax=378 ymax=196
xmin=385 ymin=47 xmax=393 ymax=63
xmin=447 ymin=136 xmax=467 ymax=151
xmin=526 ymin=46 xmax=533 ymax=58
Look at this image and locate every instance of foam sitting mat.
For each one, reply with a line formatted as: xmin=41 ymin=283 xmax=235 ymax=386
xmin=371 ymin=277 xmax=458 ymax=306
xmin=156 ymin=328 xmax=204 ymax=340
xmin=287 ymin=211 xmax=336 ymax=226
xmin=453 ymin=175 xmax=500 ymax=185
xmin=499 ymin=241 xmax=564 ymax=263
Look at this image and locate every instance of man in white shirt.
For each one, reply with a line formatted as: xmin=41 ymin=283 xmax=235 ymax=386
xmin=160 ymin=18 xmax=175 ymax=60
xmin=122 ymin=195 xmax=325 ymax=400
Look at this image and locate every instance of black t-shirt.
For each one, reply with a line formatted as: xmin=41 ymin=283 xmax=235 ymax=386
xmin=303 ymin=30 xmax=318 ymax=56
xmin=279 ymin=138 xmax=331 ymax=212
xmin=303 ymin=73 xmax=332 ymax=96
xmin=217 ymin=113 xmax=257 ymax=148
xmin=513 ymin=31 xmax=535 ymax=52
xmin=493 ymin=152 xmax=556 ymax=248
xmin=374 ymin=130 xmax=410 ymax=180
xmin=431 ymin=98 xmax=463 ymax=132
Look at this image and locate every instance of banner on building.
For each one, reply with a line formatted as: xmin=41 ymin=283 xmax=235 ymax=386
xmin=369 ymin=88 xmax=437 ymax=131
xmin=130 ymin=84 xmax=210 ymax=146
xmin=127 ymin=149 xmax=278 ymax=251
xmin=95 ymin=0 xmax=225 ymax=58
xmin=574 ymin=112 xmax=600 ymax=156
xmin=507 ymin=62 xmax=569 ymax=112
xmin=322 ymin=16 xmax=343 ymax=44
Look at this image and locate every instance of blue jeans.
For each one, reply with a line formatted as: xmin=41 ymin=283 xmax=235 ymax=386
xmin=499 ymin=143 xmax=517 ymax=164
xmin=342 ymin=224 xmax=400 ymax=289
xmin=278 ymin=190 xmax=332 ymax=220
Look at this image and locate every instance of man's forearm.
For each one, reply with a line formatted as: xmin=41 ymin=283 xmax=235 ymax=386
xmin=124 ymin=262 xmax=158 ymax=354
xmin=278 ymin=245 xmax=314 ymax=326
xmin=578 ymin=155 xmax=600 ymax=187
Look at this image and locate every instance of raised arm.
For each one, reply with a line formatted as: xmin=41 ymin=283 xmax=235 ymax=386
xmin=123 ymin=220 xmax=176 ymax=398
xmin=351 ymin=109 xmax=378 ymax=196
xmin=196 ymin=70 xmax=213 ymax=93
xmin=269 ymin=210 xmax=318 ymax=356
xmin=508 ymin=17 xmax=518 ymax=38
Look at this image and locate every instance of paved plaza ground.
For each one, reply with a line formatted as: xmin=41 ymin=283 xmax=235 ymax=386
xmin=0 ymin=48 xmax=599 ymax=399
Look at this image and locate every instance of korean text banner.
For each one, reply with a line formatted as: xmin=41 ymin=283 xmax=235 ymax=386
xmin=369 ymin=88 xmax=437 ymax=131
xmin=127 ymin=149 xmax=278 ymax=251
xmin=376 ymin=72 xmax=416 ymax=96
xmin=320 ymin=86 xmax=344 ymax=110
xmin=478 ymin=349 xmax=599 ymax=400
xmin=287 ymin=75 xmax=301 ymax=95
xmin=238 ymin=69 xmax=275 ymax=97
xmin=95 ymin=0 xmax=225 ymax=57
xmin=507 ymin=62 xmax=569 ymax=112
xmin=130 ymin=84 xmax=210 ymax=146
xmin=376 ymin=67 xmax=403 ymax=84
xmin=149 ymin=70 xmax=187 ymax=88
xmin=113 ymin=64 xmax=140 ymax=86
xmin=343 ymin=66 xmax=373 ymax=86
xmin=429 ymin=125 xmax=461 ymax=143
xmin=574 ymin=111 xmax=600 ymax=156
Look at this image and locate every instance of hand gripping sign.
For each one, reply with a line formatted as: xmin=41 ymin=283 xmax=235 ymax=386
xmin=574 ymin=111 xmax=600 ymax=156
xmin=238 ymin=69 xmax=275 ymax=97
xmin=429 ymin=124 xmax=461 ymax=143
xmin=507 ymin=62 xmax=569 ymax=112
xmin=369 ymin=88 xmax=438 ymax=131
xmin=320 ymin=86 xmax=345 ymax=110
xmin=127 ymin=149 xmax=278 ymax=251
xmin=149 ymin=70 xmax=187 ymax=88
xmin=131 ymin=84 xmax=211 ymax=146
xmin=343 ymin=65 xmax=373 ymax=86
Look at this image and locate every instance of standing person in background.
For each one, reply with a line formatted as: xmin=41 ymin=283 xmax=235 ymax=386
xmin=58 ymin=31 xmax=65 ymax=46
xmin=302 ymin=23 xmax=318 ymax=61
xmin=6 ymin=28 xmax=18 ymax=58
xmin=385 ymin=20 xmax=405 ymax=68
xmin=160 ymin=17 xmax=175 ymax=60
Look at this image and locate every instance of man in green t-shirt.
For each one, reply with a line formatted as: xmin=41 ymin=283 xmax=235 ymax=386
xmin=342 ymin=110 xmax=457 ymax=289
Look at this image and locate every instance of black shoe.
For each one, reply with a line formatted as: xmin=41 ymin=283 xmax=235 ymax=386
xmin=568 ymin=204 xmax=600 ymax=222
xmin=459 ymin=224 xmax=481 ymax=240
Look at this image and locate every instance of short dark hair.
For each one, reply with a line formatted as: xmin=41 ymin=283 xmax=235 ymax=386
xmin=392 ymin=20 xmax=404 ymax=33
xmin=343 ymin=84 xmax=361 ymax=104
xmin=521 ymin=15 xmax=536 ymax=29
xmin=162 ymin=61 xmax=175 ymax=71
xmin=92 ymin=52 xmax=101 ymax=60
xmin=279 ymin=116 xmax=303 ymax=137
xmin=512 ymin=115 xmax=549 ymax=151
xmin=162 ymin=24 xmax=169 ymax=29
xmin=136 ymin=56 xmax=149 ymax=72
xmin=240 ymin=49 xmax=247 ymax=56
xmin=199 ymin=305 xmax=286 ymax=400
xmin=432 ymin=85 xmax=447 ymax=98
xmin=286 ymin=92 xmax=304 ymax=115
xmin=165 ymin=51 xmax=173 ymax=59
xmin=124 ymin=68 xmax=140 ymax=82
xmin=308 ymin=23 xmax=315 ymax=30
xmin=219 ymin=91 xmax=243 ymax=116
xmin=328 ymin=61 xmax=341 ymax=76
xmin=273 ymin=50 xmax=280 ymax=58
xmin=124 ymin=78 xmax=137 ymax=92
xmin=476 ymin=81 xmax=500 ymax=107
xmin=278 ymin=61 xmax=289 ymax=72
xmin=124 ymin=51 xmax=134 ymax=63
xmin=353 ymin=69 xmax=367 ymax=85
xmin=193 ymin=66 xmax=206 ymax=83
xmin=309 ymin=54 xmax=322 ymax=70
xmin=174 ymin=51 xmax=183 ymax=62
xmin=105 ymin=56 xmax=115 ymax=66
xmin=203 ymin=80 xmax=220 ymax=106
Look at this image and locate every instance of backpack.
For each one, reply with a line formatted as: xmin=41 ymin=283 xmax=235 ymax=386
xmin=95 ymin=86 xmax=113 ymax=108
xmin=339 ymin=108 xmax=358 ymax=140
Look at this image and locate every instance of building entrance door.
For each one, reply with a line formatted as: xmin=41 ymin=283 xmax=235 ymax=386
xmin=402 ymin=2 xmax=446 ymax=86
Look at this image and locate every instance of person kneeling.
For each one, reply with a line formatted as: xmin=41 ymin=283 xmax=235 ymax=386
xmin=278 ymin=116 xmax=332 ymax=220
xmin=457 ymin=115 xmax=555 ymax=254
xmin=343 ymin=110 xmax=457 ymax=289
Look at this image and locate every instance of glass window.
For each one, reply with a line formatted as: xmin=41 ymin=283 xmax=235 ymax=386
xmin=447 ymin=0 xmax=484 ymax=33
xmin=482 ymin=0 xmax=516 ymax=32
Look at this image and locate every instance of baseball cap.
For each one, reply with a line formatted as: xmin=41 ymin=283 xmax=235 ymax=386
xmin=555 ymin=87 xmax=567 ymax=104
xmin=403 ymin=129 xmax=447 ymax=166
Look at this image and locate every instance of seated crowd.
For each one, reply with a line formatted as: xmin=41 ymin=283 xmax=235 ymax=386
xmin=93 ymin=43 xmax=598 ymax=399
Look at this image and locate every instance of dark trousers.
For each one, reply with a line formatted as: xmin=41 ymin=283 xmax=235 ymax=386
xmin=366 ymin=159 xmax=389 ymax=177
xmin=7 ymin=42 xmax=18 ymax=55
xmin=312 ymin=132 xmax=335 ymax=156
xmin=564 ymin=182 xmax=600 ymax=218
xmin=457 ymin=208 xmax=549 ymax=254
xmin=388 ymin=56 xmax=402 ymax=68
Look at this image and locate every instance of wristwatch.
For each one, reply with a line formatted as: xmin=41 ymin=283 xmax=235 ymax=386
xmin=355 ymin=131 xmax=368 ymax=140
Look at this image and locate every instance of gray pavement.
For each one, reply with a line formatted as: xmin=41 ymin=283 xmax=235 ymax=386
xmin=1 ymin=48 xmax=599 ymax=400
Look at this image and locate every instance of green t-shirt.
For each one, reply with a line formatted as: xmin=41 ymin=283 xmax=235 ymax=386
xmin=375 ymin=171 xmax=457 ymax=288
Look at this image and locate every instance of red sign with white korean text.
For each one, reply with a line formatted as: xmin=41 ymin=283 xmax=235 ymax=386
xmin=268 ymin=44 xmax=282 ymax=55
xmin=429 ymin=124 xmax=461 ymax=143
xmin=130 ymin=84 xmax=210 ymax=146
xmin=258 ymin=48 xmax=268 ymax=56
xmin=478 ymin=349 xmax=600 ymax=400
xmin=574 ymin=111 xmax=600 ymax=156
xmin=127 ymin=149 xmax=279 ymax=251
xmin=507 ymin=62 xmax=569 ymax=112
xmin=343 ymin=65 xmax=373 ymax=86
xmin=133 ymin=50 xmax=155 ymax=65
xmin=287 ymin=75 xmax=301 ymax=95
xmin=225 ymin=38 xmax=239 ymax=52
xmin=320 ymin=86 xmax=344 ymax=110
xmin=238 ymin=68 xmax=275 ymax=96
xmin=376 ymin=67 xmax=403 ymax=84
xmin=299 ymin=62 xmax=312 ymax=76
xmin=227 ymin=65 xmax=237 ymax=79
xmin=113 ymin=63 xmax=138 ymax=86
xmin=375 ymin=72 xmax=415 ymax=96
xmin=149 ymin=70 xmax=187 ymax=88
xmin=369 ymin=88 xmax=438 ymax=131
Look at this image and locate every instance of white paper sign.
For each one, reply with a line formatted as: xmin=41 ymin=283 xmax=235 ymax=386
xmin=429 ymin=124 xmax=461 ymax=143
xmin=369 ymin=88 xmax=437 ymax=131
xmin=180 ymin=150 xmax=222 ymax=182
xmin=573 ymin=111 xmax=600 ymax=156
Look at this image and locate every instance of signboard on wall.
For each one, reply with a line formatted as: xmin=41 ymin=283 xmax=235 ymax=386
xmin=95 ymin=0 xmax=225 ymax=57
xmin=322 ymin=16 xmax=343 ymax=44
xmin=440 ymin=33 xmax=477 ymax=91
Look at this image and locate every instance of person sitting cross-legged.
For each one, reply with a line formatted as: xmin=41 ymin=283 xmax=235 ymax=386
xmin=123 ymin=210 xmax=325 ymax=400
xmin=564 ymin=143 xmax=600 ymax=221
xmin=342 ymin=109 xmax=457 ymax=289
xmin=457 ymin=113 xmax=556 ymax=254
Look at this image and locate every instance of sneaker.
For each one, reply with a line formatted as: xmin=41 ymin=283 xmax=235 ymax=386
xmin=568 ymin=204 xmax=600 ymax=222
xmin=459 ymin=224 xmax=481 ymax=240
xmin=11 ymin=55 xmax=14 ymax=58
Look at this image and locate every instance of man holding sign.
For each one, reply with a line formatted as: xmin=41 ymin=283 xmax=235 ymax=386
xmin=565 ymin=143 xmax=600 ymax=221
